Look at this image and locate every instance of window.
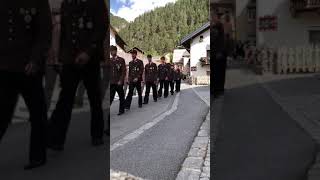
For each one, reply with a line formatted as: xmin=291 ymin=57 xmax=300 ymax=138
xmin=309 ymin=30 xmax=320 ymax=45
xmin=247 ymin=7 xmax=256 ymax=23
xmin=199 ymin=35 xmax=204 ymax=42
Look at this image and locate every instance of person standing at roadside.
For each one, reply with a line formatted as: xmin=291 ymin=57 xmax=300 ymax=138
xmin=212 ymin=11 xmax=226 ymax=98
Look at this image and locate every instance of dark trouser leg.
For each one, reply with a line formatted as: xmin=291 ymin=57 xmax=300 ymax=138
xmin=221 ymin=56 xmax=227 ymax=91
xmin=125 ymin=83 xmax=134 ymax=109
xmin=0 ymin=72 xmax=18 ymax=141
xmin=75 ymin=81 xmax=86 ymax=106
xmin=175 ymin=80 xmax=181 ymax=92
xmin=152 ymin=83 xmax=157 ymax=101
xmin=136 ymin=82 xmax=143 ymax=106
xmin=144 ymin=82 xmax=151 ymax=103
xmin=45 ymin=66 xmax=58 ymax=111
xmin=82 ymin=64 xmax=104 ymax=140
xmin=116 ymin=85 xmax=125 ymax=113
xmin=158 ymin=80 xmax=164 ymax=97
xmin=110 ymin=84 xmax=116 ymax=105
xmin=21 ymin=74 xmax=48 ymax=162
xmin=48 ymin=65 xmax=80 ymax=146
xmin=101 ymin=66 xmax=110 ymax=101
xmin=164 ymin=80 xmax=169 ymax=98
xmin=170 ymin=81 xmax=174 ymax=94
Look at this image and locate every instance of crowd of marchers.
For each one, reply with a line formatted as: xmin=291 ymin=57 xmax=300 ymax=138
xmin=109 ymin=46 xmax=183 ymax=116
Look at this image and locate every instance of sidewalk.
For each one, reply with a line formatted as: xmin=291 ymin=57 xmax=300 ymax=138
xmin=214 ymin=65 xmax=317 ymax=180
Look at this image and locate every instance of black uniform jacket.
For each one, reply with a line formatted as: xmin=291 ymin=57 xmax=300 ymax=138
xmin=144 ymin=62 xmax=158 ymax=83
xmin=158 ymin=63 xmax=168 ymax=81
xmin=128 ymin=59 xmax=144 ymax=83
xmin=0 ymin=0 xmax=52 ymax=72
xmin=59 ymin=0 xmax=107 ymax=64
xmin=110 ymin=56 xmax=126 ymax=85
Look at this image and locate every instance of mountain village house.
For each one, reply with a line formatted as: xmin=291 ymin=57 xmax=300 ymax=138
xmin=212 ymin=0 xmax=320 ymax=47
xmin=172 ymin=47 xmax=190 ymax=76
xmin=180 ymin=22 xmax=210 ymax=85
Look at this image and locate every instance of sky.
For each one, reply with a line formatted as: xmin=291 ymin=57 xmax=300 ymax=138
xmin=110 ymin=0 xmax=177 ymax=22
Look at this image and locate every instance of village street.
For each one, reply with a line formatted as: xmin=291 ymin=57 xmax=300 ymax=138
xmin=110 ymin=83 xmax=210 ymax=180
xmin=214 ymin=59 xmax=320 ymax=180
xmin=0 ymin=81 xmax=210 ymax=180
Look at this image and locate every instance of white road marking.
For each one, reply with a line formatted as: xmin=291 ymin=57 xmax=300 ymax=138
xmin=110 ymin=92 xmax=180 ymax=152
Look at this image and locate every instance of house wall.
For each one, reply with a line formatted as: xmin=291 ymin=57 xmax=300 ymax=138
xmin=190 ymin=29 xmax=210 ymax=79
xmin=256 ymin=0 xmax=320 ymax=47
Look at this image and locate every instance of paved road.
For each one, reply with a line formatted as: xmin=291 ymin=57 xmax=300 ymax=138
xmin=110 ymin=87 xmax=209 ymax=180
xmin=0 ymin=111 xmax=108 ymax=180
xmin=214 ymin=67 xmax=317 ymax=180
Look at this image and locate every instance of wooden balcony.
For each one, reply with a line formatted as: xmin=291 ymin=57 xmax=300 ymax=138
xmin=290 ymin=0 xmax=320 ymax=17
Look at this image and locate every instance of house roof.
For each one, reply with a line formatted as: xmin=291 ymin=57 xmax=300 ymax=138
xmin=180 ymin=22 xmax=210 ymax=48
xmin=110 ymin=25 xmax=127 ymax=47
xmin=127 ymin=47 xmax=145 ymax=54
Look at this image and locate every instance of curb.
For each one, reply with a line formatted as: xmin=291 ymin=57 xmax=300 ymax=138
xmin=176 ymin=112 xmax=210 ymax=180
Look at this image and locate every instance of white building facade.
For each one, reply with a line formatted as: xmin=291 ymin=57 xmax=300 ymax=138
xmin=181 ymin=22 xmax=210 ymax=85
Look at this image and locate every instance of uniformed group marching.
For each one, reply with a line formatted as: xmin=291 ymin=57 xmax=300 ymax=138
xmin=110 ymin=46 xmax=183 ymax=116
xmin=0 ymin=0 xmax=107 ymax=170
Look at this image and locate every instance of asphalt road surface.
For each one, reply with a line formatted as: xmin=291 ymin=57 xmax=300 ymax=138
xmin=0 ymin=111 xmax=108 ymax=180
xmin=110 ymin=87 xmax=209 ymax=180
xmin=214 ymin=67 xmax=317 ymax=180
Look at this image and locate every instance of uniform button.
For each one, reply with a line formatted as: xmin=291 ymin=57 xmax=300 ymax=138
xmin=9 ymin=28 xmax=13 ymax=33
xmin=8 ymin=19 xmax=13 ymax=23
xmin=72 ymin=31 xmax=76 ymax=35
xmin=72 ymin=40 xmax=76 ymax=44
xmin=8 ymin=37 xmax=13 ymax=41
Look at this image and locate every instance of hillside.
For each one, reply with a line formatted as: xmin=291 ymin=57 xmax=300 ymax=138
xmin=118 ymin=0 xmax=209 ymax=56
xmin=110 ymin=13 xmax=129 ymax=31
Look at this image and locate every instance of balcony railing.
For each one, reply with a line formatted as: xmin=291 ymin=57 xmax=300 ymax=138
xmin=290 ymin=0 xmax=320 ymax=17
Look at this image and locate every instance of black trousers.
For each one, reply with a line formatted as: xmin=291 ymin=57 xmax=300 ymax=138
xmin=169 ymin=81 xmax=175 ymax=94
xmin=144 ymin=81 xmax=157 ymax=103
xmin=110 ymin=84 xmax=125 ymax=113
xmin=213 ymin=54 xmax=227 ymax=94
xmin=158 ymin=80 xmax=169 ymax=98
xmin=175 ymin=80 xmax=181 ymax=92
xmin=0 ymin=71 xmax=47 ymax=162
xmin=48 ymin=64 xmax=104 ymax=146
xmin=125 ymin=81 xmax=142 ymax=108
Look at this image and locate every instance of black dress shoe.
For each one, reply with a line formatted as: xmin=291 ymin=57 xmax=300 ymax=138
xmin=117 ymin=111 xmax=124 ymax=116
xmin=92 ymin=138 xmax=104 ymax=146
xmin=143 ymin=102 xmax=148 ymax=104
xmin=47 ymin=143 xmax=64 ymax=151
xmin=24 ymin=159 xmax=46 ymax=170
xmin=139 ymin=105 xmax=142 ymax=108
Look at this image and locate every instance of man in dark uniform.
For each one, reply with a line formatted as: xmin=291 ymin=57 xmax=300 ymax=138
xmin=158 ymin=56 xmax=169 ymax=98
xmin=47 ymin=0 xmax=107 ymax=150
xmin=168 ymin=63 xmax=175 ymax=95
xmin=211 ymin=11 xmax=226 ymax=98
xmin=175 ymin=67 xmax=182 ymax=92
xmin=125 ymin=50 xmax=144 ymax=109
xmin=143 ymin=55 xmax=158 ymax=104
xmin=0 ymin=0 xmax=52 ymax=169
xmin=45 ymin=9 xmax=62 ymax=111
xmin=110 ymin=45 xmax=126 ymax=115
